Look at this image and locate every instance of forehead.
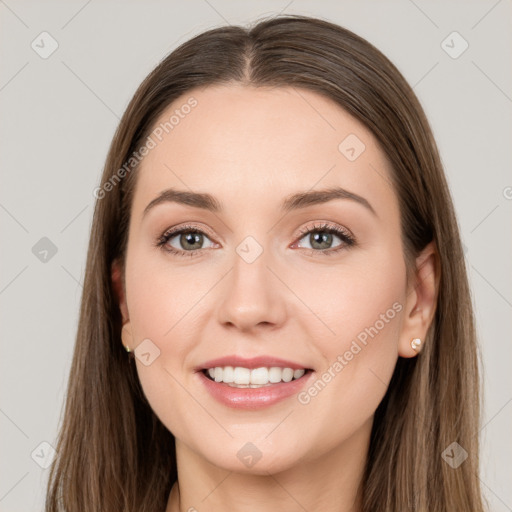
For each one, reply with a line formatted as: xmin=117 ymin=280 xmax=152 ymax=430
xmin=132 ymin=84 xmax=397 ymax=219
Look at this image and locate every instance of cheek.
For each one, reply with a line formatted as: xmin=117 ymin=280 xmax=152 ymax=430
xmin=124 ymin=245 xmax=207 ymax=354
xmin=292 ymin=239 xmax=406 ymax=357
xmin=288 ymin=245 xmax=406 ymax=437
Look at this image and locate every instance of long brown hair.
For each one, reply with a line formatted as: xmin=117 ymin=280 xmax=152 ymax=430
xmin=45 ymin=14 xmax=486 ymax=512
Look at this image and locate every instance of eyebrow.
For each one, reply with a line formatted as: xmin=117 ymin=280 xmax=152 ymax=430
xmin=142 ymin=186 xmax=377 ymax=218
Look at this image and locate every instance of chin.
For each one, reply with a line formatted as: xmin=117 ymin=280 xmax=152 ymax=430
xmin=188 ymin=432 xmax=309 ymax=476
xmin=207 ymin=448 xmax=302 ymax=476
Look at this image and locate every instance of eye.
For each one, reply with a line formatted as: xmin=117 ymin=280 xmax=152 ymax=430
xmin=292 ymin=222 xmax=355 ymax=255
xmin=156 ymin=224 xmax=217 ymax=257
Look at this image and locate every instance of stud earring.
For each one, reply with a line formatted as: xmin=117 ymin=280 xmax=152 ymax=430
xmin=411 ymin=338 xmax=422 ymax=351
xmin=124 ymin=344 xmax=132 ymax=353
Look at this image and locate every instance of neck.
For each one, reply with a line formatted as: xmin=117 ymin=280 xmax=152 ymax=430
xmin=166 ymin=417 xmax=372 ymax=512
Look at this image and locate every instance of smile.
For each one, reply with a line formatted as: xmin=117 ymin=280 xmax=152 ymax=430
xmin=198 ymin=366 xmax=314 ymax=409
xmin=204 ymin=366 xmax=307 ymax=387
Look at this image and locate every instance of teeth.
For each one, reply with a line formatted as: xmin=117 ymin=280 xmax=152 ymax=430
xmin=250 ymin=367 xmax=268 ymax=385
xmin=282 ymin=368 xmax=294 ymax=382
xmin=222 ymin=366 xmax=234 ymax=383
xmin=293 ymin=369 xmax=305 ymax=379
xmin=233 ymin=367 xmax=250 ymax=384
xmin=269 ymin=367 xmax=282 ymax=383
xmin=205 ymin=366 xmax=306 ymax=386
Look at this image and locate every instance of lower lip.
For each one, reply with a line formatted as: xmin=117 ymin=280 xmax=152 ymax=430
xmin=197 ymin=370 xmax=314 ymax=410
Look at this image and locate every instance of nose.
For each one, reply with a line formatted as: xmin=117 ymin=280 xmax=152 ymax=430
xmin=216 ymin=248 xmax=287 ymax=333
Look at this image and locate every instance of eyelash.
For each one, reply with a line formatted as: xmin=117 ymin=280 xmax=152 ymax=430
xmin=155 ymin=222 xmax=356 ymax=258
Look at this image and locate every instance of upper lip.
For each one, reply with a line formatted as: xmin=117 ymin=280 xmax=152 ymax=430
xmin=196 ymin=355 xmax=311 ymax=371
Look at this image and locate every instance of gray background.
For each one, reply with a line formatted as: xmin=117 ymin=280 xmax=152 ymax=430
xmin=1 ymin=1 xmax=511 ymax=511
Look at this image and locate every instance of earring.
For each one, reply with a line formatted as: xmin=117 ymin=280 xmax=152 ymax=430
xmin=121 ymin=322 xmax=133 ymax=354
xmin=411 ymin=338 xmax=422 ymax=351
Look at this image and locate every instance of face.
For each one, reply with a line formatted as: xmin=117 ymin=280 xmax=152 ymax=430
xmin=114 ymin=84 xmax=427 ymax=475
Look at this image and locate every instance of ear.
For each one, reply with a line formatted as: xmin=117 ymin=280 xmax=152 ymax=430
xmin=111 ymin=258 xmax=129 ymax=324
xmin=398 ymin=241 xmax=440 ymax=358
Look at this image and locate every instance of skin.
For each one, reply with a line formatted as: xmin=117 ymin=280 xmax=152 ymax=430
xmin=112 ymin=84 xmax=438 ymax=512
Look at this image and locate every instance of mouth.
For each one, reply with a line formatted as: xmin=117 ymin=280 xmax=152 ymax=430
xmin=197 ymin=364 xmax=314 ymax=410
xmin=201 ymin=366 xmax=313 ymax=388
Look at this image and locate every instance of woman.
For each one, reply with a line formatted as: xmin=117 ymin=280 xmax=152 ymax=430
xmin=45 ymin=14 xmax=487 ymax=512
